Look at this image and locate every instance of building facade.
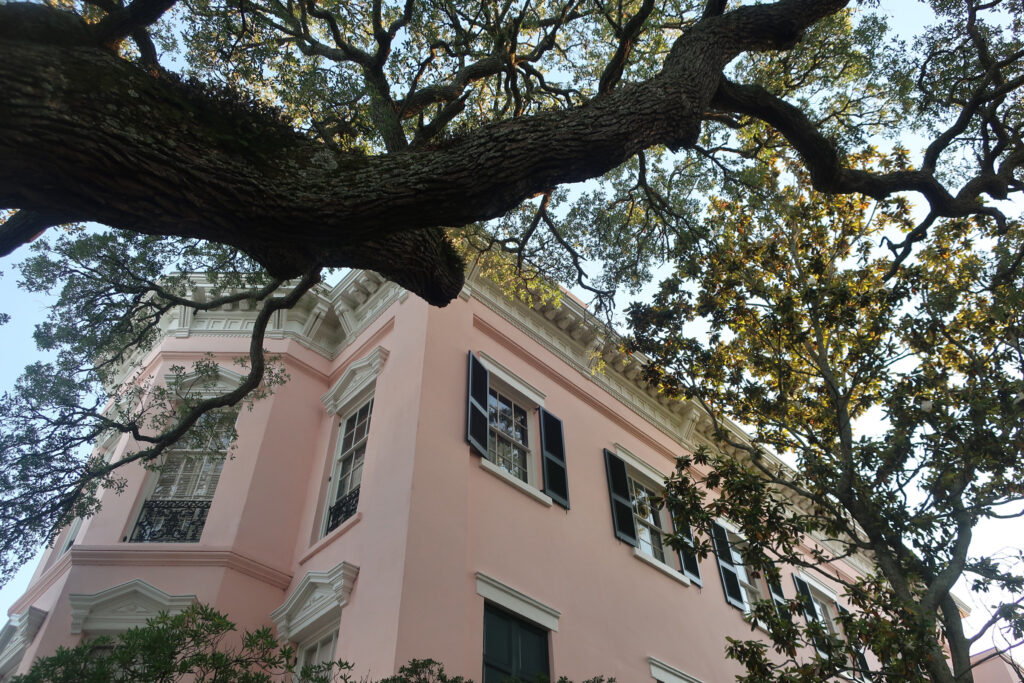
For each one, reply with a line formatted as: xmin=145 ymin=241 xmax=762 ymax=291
xmin=0 ymin=270 xmax=920 ymax=681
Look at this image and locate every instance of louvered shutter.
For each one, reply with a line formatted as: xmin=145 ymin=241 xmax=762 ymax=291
xmin=674 ymin=522 xmax=701 ymax=583
xmin=838 ymin=604 xmax=871 ymax=678
xmin=191 ymin=456 xmax=225 ymax=500
xmin=152 ymin=454 xmax=200 ymax=499
xmin=793 ymin=576 xmax=827 ymax=650
xmin=712 ymin=522 xmax=747 ymax=609
xmin=603 ymin=450 xmax=637 ymax=545
xmin=467 ymin=352 xmax=489 ymax=456
xmin=768 ymin=575 xmax=791 ymax=622
xmin=538 ymin=408 xmax=569 ymax=509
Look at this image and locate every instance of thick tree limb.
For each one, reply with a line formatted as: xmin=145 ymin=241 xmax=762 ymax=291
xmin=0 ymin=209 xmax=66 ymax=257
xmin=92 ymin=0 xmax=178 ymax=45
xmin=1 ymin=0 xmax=845 ymax=304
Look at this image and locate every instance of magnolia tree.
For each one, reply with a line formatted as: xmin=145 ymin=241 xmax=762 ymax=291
xmin=0 ymin=0 xmax=1022 ymax=680
xmin=629 ymin=150 xmax=1024 ymax=682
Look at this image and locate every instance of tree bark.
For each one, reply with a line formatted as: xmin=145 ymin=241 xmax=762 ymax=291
xmin=0 ymin=0 xmax=847 ymax=304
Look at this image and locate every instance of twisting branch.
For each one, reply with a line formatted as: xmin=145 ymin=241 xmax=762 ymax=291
xmin=597 ymin=0 xmax=655 ymax=94
xmin=92 ymin=0 xmax=179 ymax=46
xmin=0 ymin=269 xmax=321 ymax=576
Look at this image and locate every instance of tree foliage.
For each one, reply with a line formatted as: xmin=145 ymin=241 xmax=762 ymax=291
xmin=12 ymin=603 xmax=611 ymax=683
xmin=629 ymin=149 xmax=1024 ymax=683
xmin=0 ymin=0 xmax=1023 ymax=680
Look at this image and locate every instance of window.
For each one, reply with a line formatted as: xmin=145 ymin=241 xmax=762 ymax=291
xmin=712 ymin=521 xmax=788 ymax=614
xmin=128 ymin=411 xmax=234 ymax=543
xmin=58 ymin=517 xmax=83 ymax=555
xmin=794 ymin=574 xmax=872 ymax=678
xmin=323 ymin=398 xmax=373 ymax=536
xmin=793 ymin=575 xmax=842 ymax=646
xmin=467 ymin=352 xmax=569 ymax=509
xmin=482 ymin=603 xmax=549 ymax=683
xmin=629 ymin=477 xmax=667 ymax=562
xmin=296 ymin=627 xmax=338 ymax=680
xmin=603 ymin=449 xmax=701 ymax=583
xmin=486 ymin=387 xmax=531 ymax=482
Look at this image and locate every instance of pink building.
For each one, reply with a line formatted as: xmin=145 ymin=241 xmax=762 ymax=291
xmin=0 ymin=270 xmax=935 ymax=681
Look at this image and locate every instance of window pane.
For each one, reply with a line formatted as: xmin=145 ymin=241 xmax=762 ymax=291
xmin=517 ymin=623 xmax=549 ymax=679
xmin=484 ymin=608 xmax=514 ymax=671
xmin=483 ymin=605 xmax=548 ymax=683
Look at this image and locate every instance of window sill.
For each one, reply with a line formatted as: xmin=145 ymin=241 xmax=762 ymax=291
xmin=479 ymin=458 xmax=553 ymax=507
xmin=299 ymin=512 xmax=363 ymax=566
xmin=632 ymin=548 xmax=691 ymax=586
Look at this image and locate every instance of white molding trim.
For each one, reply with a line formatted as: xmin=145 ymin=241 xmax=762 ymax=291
xmin=633 ymin=548 xmax=690 ymax=587
xmin=796 ymin=570 xmax=838 ymax=600
xmin=475 ymin=351 xmax=546 ymax=405
xmin=68 ymin=580 xmax=196 ymax=635
xmin=649 ymin=656 xmax=703 ymax=683
xmin=0 ymin=607 xmax=47 ymax=677
xmin=162 ymin=364 xmax=246 ymax=397
xmin=321 ymin=346 xmax=389 ymax=415
xmin=615 ymin=444 xmax=667 ymax=486
xmin=479 ymin=458 xmax=553 ymax=507
xmin=475 ymin=572 xmax=559 ymax=632
xmin=271 ymin=561 xmax=359 ymax=642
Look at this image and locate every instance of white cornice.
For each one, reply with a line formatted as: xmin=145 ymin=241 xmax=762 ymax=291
xmin=0 ymin=607 xmax=47 ymax=677
xmin=158 ymin=272 xmax=404 ymax=362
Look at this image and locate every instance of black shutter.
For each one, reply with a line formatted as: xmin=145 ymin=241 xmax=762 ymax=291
xmin=768 ymin=575 xmax=791 ymax=622
xmin=712 ymin=523 xmax=747 ymax=610
xmin=603 ymin=449 xmax=637 ymax=545
xmin=674 ymin=522 xmax=701 ymax=583
xmin=539 ymin=408 xmax=569 ymax=509
xmin=793 ymin=575 xmax=827 ymax=651
xmin=467 ymin=352 xmax=489 ymax=456
xmin=838 ymin=604 xmax=871 ymax=679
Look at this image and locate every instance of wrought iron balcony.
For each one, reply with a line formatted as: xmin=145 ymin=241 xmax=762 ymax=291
xmin=128 ymin=499 xmax=211 ymax=543
xmin=325 ymin=486 xmax=360 ymax=534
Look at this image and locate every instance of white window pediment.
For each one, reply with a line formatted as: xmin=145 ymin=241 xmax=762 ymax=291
xmin=162 ymin=365 xmax=246 ymax=398
xmin=68 ymin=579 xmax=196 ymax=635
xmin=322 ymin=347 xmax=389 ymax=415
xmin=271 ymin=562 xmax=359 ymax=643
xmin=0 ymin=607 xmax=47 ymax=677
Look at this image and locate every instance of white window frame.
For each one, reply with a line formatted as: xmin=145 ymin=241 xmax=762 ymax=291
xmin=125 ymin=411 xmax=235 ymax=543
xmin=295 ymin=624 xmax=339 ymax=677
xmin=715 ymin=519 xmax=769 ymax=612
xmin=796 ymin=572 xmax=844 ymax=644
xmin=615 ymin=446 xmax=694 ymax=586
xmin=58 ymin=516 xmax=84 ymax=556
xmin=321 ymin=394 xmax=374 ymax=537
xmin=318 ymin=346 xmax=389 ymax=538
xmin=629 ymin=475 xmax=669 ymax=564
xmin=474 ymin=353 xmax=550 ymax=501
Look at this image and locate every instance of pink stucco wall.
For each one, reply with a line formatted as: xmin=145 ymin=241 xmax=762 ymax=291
xmin=3 ymin=275 xmax=891 ymax=682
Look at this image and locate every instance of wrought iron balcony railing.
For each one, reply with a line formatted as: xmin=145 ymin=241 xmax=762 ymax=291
xmin=325 ymin=486 xmax=360 ymax=534
xmin=128 ymin=499 xmax=211 ymax=543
